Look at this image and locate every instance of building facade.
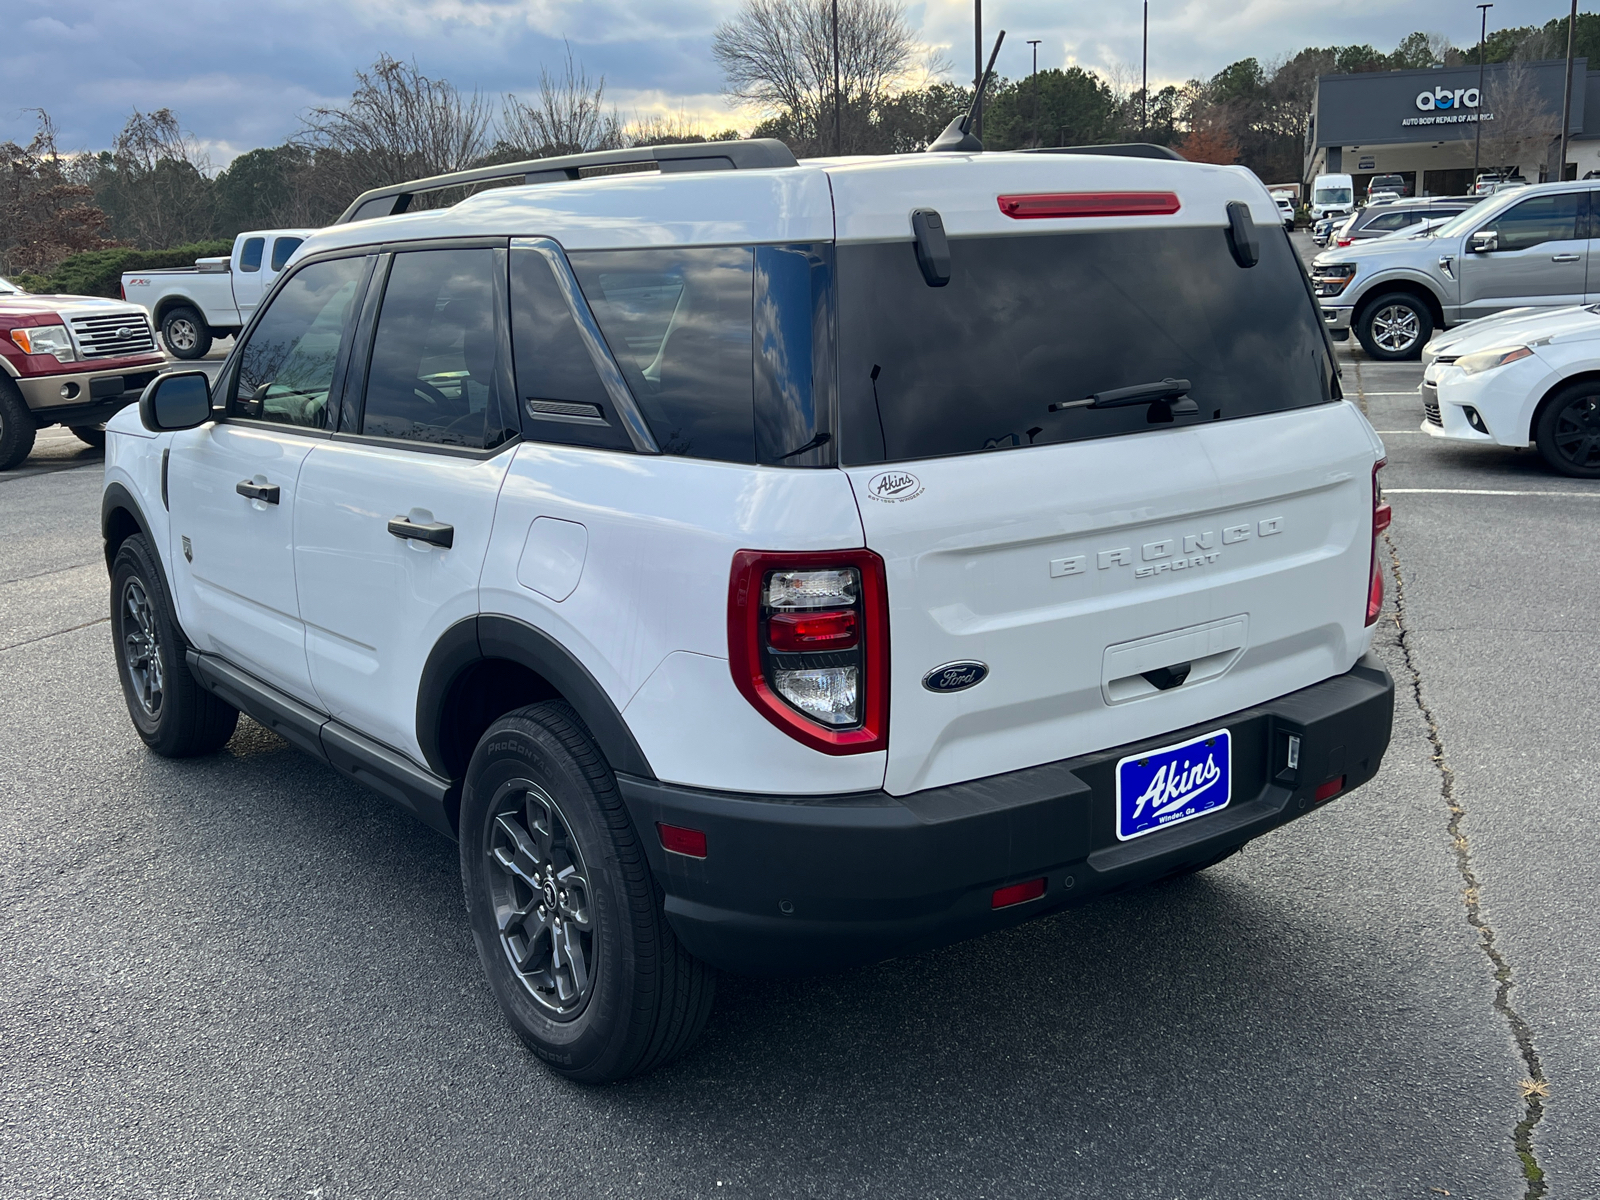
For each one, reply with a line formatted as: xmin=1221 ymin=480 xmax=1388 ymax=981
xmin=1304 ymin=58 xmax=1600 ymax=195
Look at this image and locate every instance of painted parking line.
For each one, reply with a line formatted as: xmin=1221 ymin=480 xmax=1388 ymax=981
xmin=1357 ymin=391 xmax=1422 ymax=396
xmin=1386 ymin=488 xmax=1600 ymax=497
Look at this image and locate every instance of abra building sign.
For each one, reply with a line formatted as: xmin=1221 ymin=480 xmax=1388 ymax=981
xmin=1403 ymin=85 xmax=1490 ymax=127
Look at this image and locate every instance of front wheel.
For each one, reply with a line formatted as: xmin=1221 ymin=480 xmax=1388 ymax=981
xmin=460 ymin=701 xmax=715 ymax=1083
xmin=1534 ymin=381 xmax=1600 ymax=478
xmin=161 ymin=306 xmax=213 ymax=360
xmin=1355 ymin=292 xmax=1433 ymax=361
xmin=0 ymin=378 xmax=37 ymax=471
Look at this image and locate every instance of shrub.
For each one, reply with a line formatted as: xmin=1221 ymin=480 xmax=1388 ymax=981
xmin=41 ymin=241 xmax=234 ymax=298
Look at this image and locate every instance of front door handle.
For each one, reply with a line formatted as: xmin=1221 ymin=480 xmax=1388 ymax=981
xmin=1552 ymin=253 xmax=1581 ymax=263
xmin=387 ymin=516 xmax=454 ymax=548
xmin=236 ymin=480 xmax=280 ymax=504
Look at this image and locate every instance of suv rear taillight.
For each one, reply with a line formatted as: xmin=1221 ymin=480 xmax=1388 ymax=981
xmin=1366 ymin=459 xmax=1392 ymax=626
xmin=728 ymin=549 xmax=888 ymax=754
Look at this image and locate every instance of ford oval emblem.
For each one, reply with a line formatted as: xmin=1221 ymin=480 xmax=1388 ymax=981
xmin=922 ymin=661 xmax=989 ymax=693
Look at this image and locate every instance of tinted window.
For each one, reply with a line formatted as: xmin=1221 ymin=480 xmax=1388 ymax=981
xmin=571 ymin=247 xmax=754 ymax=463
xmin=1485 ymin=193 xmax=1581 ymax=251
xmin=239 ymin=237 xmax=264 ymax=273
xmin=270 ymin=237 xmax=303 ymax=272
xmin=753 ymin=243 xmax=834 ymax=466
xmin=234 ymin=257 xmax=364 ymax=429
xmin=361 ymin=248 xmax=515 ymax=450
xmin=509 ymin=249 xmax=633 ymax=452
xmin=1364 ymin=211 xmax=1416 ymax=232
xmin=836 ymin=228 xmax=1336 ymax=465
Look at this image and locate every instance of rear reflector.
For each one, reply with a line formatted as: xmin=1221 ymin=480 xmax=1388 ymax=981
xmin=657 ymin=822 xmax=707 ymax=858
xmin=767 ymin=607 xmax=858 ymax=651
xmin=992 ymin=878 xmax=1047 ymax=909
xmin=1314 ymin=777 xmax=1345 ymax=803
xmin=998 ymin=191 xmax=1181 ymax=220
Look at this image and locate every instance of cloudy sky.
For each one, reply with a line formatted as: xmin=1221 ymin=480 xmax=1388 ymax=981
xmin=0 ymin=0 xmax=1576 ymax=163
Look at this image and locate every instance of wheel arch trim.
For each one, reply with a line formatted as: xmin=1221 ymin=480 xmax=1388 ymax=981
xmin=417 ymin=614 xmax=655 ymax=783
xmin=1350 ymin=275 xmax=1446 ymax=325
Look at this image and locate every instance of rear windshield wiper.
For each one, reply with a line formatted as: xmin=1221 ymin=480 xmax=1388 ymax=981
xmin=1049 ymin=377 xmax=1198 ymax=416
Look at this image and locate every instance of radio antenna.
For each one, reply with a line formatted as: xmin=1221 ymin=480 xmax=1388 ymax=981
xmin=927 ymin=30 xmax=1006 ymax=152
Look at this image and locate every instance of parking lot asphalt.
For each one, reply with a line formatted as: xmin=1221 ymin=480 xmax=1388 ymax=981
xmin=2 ymin=247 xmax=1595 ymax=1198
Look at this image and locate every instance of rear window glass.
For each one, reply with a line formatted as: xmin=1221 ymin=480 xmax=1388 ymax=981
xmin=270 ymin=237 xmax=303 ymax=271
xmin=570 ymin=247 xmax=755 ymax=463
xmin=835 ymin=226 xmax=1336 ymax=465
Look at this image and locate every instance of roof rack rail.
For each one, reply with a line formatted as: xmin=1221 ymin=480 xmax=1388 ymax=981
xmin=334 ymin=138 xmax=800 ymax=225
xmin=1022 ymin=143 xmax=1187 ymax=162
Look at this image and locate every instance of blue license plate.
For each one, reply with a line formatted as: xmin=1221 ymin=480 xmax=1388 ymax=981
xmin=1115 ymin=728 xmax=1232 ymax=842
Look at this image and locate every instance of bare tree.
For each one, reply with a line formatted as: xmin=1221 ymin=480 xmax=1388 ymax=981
xmin=499 ymin=45 xmax=625 ymax=157
xmin=0 ymin=110 xmax=115 ymax=276
xmin=1478 ymin=59 xmax=1560 ymax=175
xmin=713 ymin=0 xmax=917 ymax=155
xmin=299 ymin=55 xmax=494 ymax=205
xmin=96 ymin=108 xmax=215 ymax=248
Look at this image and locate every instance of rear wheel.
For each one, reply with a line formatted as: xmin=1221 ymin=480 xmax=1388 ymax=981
xmin=0 ymin=378 xmax=37 ymax=471
xmin=161 ymin=306 xmax=212 ymax=360
xmin=1534 ymin=381 xmax=1600 ymax=478
xmin=111 ymin=534 xmax=238 ymax=756
xmin=1355 ymin=292 xmax=1433 ymax=361
xmin=460 ymin=701 xmax=715 ymax=1083
xmin=69 ymin=424 xmax=106 ymax=450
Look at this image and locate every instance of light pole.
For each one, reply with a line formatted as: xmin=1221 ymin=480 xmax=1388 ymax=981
xmin=1028 ymin=39 xmax=1042 ymax=148
xmin=1142 ymin=2 xmax=1149 ymax=135
xmin=832 ymin=0 xmax=842 ymax=155
xmin=1559 ymin=0 xmax=1578 ymax=180
xmin=1473 ymin=3 xmax=1492 ymax=184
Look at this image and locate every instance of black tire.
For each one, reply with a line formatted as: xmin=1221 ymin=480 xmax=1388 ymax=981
xmin=110 ymin=534 xmax=239 ymax=757
xmin=1354 ymin=291 xmax=1434 ymax=361
xmin=161 ymin=306 xmax=213 ymax=360
xmin=1534 ymin=381 xmax=1600 ymax=478
xmin=460 ymin=701 xmax=715 ymax=1083
xmin=0 ymin=377 xmax=37 ymax=471
xmin=69 ymin=424 xmax=106 ymax=450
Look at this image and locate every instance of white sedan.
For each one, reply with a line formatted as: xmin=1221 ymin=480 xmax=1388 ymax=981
xmin=1420 ymin=305 xmax=1600 ymax=478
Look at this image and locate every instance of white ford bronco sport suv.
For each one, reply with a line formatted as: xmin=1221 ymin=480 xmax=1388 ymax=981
xmin=102 ymin=137 xmax=1395 ymax=1082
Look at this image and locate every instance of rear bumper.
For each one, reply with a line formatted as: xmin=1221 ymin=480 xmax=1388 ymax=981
xmin=619 ymin=654 xmax=1394 ymax=975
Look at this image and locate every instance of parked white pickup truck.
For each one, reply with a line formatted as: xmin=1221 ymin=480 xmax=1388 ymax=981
xmin=121 ymin=229 xmax=314 ymax=359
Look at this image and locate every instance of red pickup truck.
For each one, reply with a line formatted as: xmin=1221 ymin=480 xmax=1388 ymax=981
xmin=0 ymin=275 xmax=166 ymax=470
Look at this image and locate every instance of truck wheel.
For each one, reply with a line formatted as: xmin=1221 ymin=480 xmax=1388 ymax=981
xmin=0 ymin=378 xmax=37 ymax=471
xmin=460 ymin=701 xmax=715 ymax=1083
xmin=1534 ymin=381 xmax=1600 ymax=478
xmin=70 ymin=424 xmax=106 ymax=450
xmin=111 ymin=534 xmax=239 ymax=757
xmin=1354 ymin=292 xmax=1433 ymax=361
xmin=161 ymin=307 xmax=213 ymax=360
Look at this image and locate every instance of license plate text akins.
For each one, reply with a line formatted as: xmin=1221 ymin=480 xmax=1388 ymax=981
xmin=1049 ymin=517 xmax=1284 ymax=581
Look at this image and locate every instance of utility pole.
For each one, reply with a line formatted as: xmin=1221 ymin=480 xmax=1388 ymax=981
xmin=1473 ymin=3 xmax=1492 ymax=183
xmin=832 ymin=0 xmax=842 ymax=156
xmin=974 ymin=0 xmax=984 ymax=141
xmin=1142 ymin=2 xmax=1149 ymax=135
xmin=1559 ymin=0 xmax=1578 ymax=180
xmin=1028 ymin=39 xmax=1042 ymax=148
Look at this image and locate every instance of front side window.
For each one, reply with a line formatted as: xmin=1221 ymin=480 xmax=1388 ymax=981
xmin=1484 ymin=192 xmax=1582 ymax=251
xmin=360 ymin=247 xmax=515 ymax=450
xmin=571 ymin=246 xmax=755 ymax=463
xmin=270 ymin=237 xmax=303 ymax=272
xmin=239 ymin=237 xmax=264 ymax=273
xmin=234 ymin=256 xmax=366 ymax=430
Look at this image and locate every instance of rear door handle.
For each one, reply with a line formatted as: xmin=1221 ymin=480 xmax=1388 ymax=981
xmin=236 ymin=480 xmax=280 ymax=504
xmin=387 ymin=517 xmax=454 ymax=548
xmin=1552 ymin=253 xmax=1581 ymax=262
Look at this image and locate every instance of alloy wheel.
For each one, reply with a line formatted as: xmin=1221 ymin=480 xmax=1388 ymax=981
xmin=1551 ymin=393 xmax=1600 ymax=470
xmin=486 ymin=778 xmax=596 ymax=1019
xmin=167 ymin=319 xmax=198 ymax=352
xmin=121 ymin=577 xmax=164 ymax=717
xmin=1370 ymin=304 xmax=1421 ymax=354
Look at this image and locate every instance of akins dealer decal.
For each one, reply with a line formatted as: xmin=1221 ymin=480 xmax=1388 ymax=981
xmin=1403 ymin=86 xmax=1490 ymax=127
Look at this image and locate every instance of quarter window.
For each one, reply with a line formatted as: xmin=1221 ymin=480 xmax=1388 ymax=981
xmin=239 ymin=237 xmax=264 ymax=273
xmin=1484 ymin=193 xmax=1582 ymax=251
xmin=233 ymin=256 xmax=366 ymax=430
xmin=360 ymin=247 xmax=515 ymax=450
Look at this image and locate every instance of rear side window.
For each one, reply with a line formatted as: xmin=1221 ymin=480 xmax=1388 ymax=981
xmin=270 ymin=237 xmax=303 ymax=272
xmin=571 ymin=247 xmax=754 ymax=463
xmin=239 ymin=237 xmax=264 ymax=272
xmin=360 ymin=248 xmax=517 ymax=450
xmin=836 ymin=226 xmax=1337 ymax=465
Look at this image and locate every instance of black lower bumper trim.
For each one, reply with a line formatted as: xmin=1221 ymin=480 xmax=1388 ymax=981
xmin=618 ymin=654 xmax=1394 ymax=975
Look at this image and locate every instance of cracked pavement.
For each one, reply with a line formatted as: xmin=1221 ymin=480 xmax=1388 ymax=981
xmin=2 ymin=254 xmax=1596 ymax=1197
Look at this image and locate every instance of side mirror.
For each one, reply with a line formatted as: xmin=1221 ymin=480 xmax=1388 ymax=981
xmin=139 ymin=370 xmax=212 ymax=432
xmin=1469 ymin=229 xmax=1499 ymax=254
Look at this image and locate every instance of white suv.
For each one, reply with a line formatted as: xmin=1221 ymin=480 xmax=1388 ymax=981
xmin=102 ymin=139 xmax=1396 ymax=1082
